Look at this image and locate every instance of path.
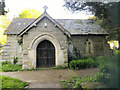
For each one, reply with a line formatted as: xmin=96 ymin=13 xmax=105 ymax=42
xmin=0 ymin=68 xmax=98 ymax=88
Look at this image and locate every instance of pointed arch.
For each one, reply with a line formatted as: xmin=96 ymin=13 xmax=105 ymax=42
xmin=84 ymin=39 xmax=93 ymax=55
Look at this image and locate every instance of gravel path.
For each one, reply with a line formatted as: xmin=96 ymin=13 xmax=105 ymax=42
xmin=1 ymin=68 xmax=98 ymax=88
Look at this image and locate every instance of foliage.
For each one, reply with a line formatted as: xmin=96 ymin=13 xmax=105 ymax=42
xmin=0 ymin=16 xmax=10 ymax=45
xmin=53 ymin=65 xmax=68 ymax=69
xmin=0 ymin=0 xmax=6 ymax=15
xmin=1 ymin=75 xmax=28 ymax=88
xmin=95 ymin=55 xmax=118 ymax=88
xmin=69 ymin=58 xmax=97 ymax=70
xmin=1 ymin=61 xmax=22 ymax=72
xmin=19 ymin=8 xmax=41 ymax=18
xmin=61 ymin=55 xmax=118 ymax=88
xmin=1 ymin=61 xmax=11 ymax=65
xmin=64 ymin=1 xmax=111 ymax=19
xmin=13 ymin=56 xmax=18 ymax=64
xmin=113 ymin=49 xmax=120 ymax=55
xmin=1 ymin=61 xmax=54 ymax=72
xmin=17 ymin=38 xmax=23 ymax=45
xmin=61 ymin=75 xmax=104 ymax=88
xmin=73 ymin=47 xmax=81 ymax=59
xmin=2 ymin=64 xmax=23 ymax=72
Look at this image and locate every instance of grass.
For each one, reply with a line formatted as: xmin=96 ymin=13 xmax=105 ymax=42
xmin=61 ymin=73 xmax=107 ymax=88
xmin=0 ymin=75 xmax=28 ymax=88
xmin=61 ymin=75 xmax=93 ymax=88
xmin=1 ymin=64 xmax=23 ymax=72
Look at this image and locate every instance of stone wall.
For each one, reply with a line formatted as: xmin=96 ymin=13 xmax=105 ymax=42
xmin=71 ymin=35 xmax=112 ymax=58
xmin=2 ymin=35 xmax=18 ymax=63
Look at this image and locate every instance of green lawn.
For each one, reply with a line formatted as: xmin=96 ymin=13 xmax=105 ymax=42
xmin=0 ymin=75 xmax=28 ymax=88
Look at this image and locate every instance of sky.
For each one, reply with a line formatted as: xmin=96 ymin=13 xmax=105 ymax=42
xmin=5 ymin=0 xmax=94 ymax=20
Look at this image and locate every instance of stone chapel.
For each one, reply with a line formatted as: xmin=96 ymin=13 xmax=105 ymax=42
xmin=2 ymin=7 xmax=111 ymax=69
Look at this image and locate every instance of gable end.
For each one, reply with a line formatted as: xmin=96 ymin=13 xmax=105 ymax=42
xmin=18 ymin=12 xmax=71 ymax=37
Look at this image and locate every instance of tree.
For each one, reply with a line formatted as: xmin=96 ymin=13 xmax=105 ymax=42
xmin=19 ymin=8 xmax=41 ymax=18
xmin=0 ymin=15 xmax=10 ymax=46
xmin=0 ymin=0 xmax=7 ymax=15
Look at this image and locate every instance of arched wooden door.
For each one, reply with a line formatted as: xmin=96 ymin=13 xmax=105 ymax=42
xmin=36 ymin=40 xmax=55 ymax=67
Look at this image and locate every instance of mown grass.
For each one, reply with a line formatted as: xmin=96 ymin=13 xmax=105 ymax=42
xmin=0 ymin=75 xmax=28 ymax=88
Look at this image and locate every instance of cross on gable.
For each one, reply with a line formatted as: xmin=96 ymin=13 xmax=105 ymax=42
xmin=43 ymin=6 xmax=48 ymax=12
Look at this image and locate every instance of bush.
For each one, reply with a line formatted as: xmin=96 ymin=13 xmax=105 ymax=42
xmin=0 ymin=60 xmax=23 ymax=72
xmin=69 ymin=58 xmax=97 ymax=70
xmin=1 ymin=75 xmax=28 ymax=88
xmin=95 ymin=55 xmax=118 ymax=88
xmin=1 ymin=61 xmax=11 ymax=65
xmin=2 ymin=64 xmax=23 ymax=72
xmin=53 ymin=65 xmax=68 ymax=69
xmin=13 ymin=56 xmax=18 ymax=64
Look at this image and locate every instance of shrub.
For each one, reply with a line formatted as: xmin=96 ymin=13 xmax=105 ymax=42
xmin=1 ymin=64 xmax=22 ymax=72
xmin=69 ymin=58 xmax=97 ymax=70
xmin=1 ymin=75 xmax=28 ymax=88
xmin=1 ymin=61 xmax=11 ymax=65
xmin=17 ymin=38 xmax=23 ymax=45
xmin=0 ymin=60 xmax=23 ymax=72
xmin=13 ymin=56 xmax=18 ymax=64
xmin=53 ymin=65 xmax=68 ymax=69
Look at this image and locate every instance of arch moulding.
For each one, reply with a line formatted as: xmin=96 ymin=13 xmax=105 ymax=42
xmin=27 ymin=33 xmax=63 ymax=68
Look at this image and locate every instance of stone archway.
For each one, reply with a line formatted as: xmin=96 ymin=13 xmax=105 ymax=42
xmin=27 ymin=33 xmax=64 ymax=68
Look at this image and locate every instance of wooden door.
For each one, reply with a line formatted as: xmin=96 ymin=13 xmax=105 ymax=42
xmin=36 ymin=40 xmax=55 ymax=67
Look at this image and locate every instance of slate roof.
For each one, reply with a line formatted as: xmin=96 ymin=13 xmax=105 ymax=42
xmin=5 ymin=18 xmax=35 ymax=34
xmin=56 ymin=19 xmax=107 ymax=35
xmin=4 ymin=18 xmax=107 ymax=35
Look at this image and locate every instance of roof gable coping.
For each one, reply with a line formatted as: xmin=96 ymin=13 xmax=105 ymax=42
xmin=19 ymin=12 xmax=71 ymax=37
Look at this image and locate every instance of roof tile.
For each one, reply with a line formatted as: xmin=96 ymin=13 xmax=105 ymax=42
xmin=4 ymin=18 xmax=107 ymax=35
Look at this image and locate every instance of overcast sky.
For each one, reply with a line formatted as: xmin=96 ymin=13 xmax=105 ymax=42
xmin=5 ymin=0 xmax=94 ymax=20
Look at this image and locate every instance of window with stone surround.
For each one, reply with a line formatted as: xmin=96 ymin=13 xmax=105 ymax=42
xmin=84 ymin=39 xmax=93 ymax=55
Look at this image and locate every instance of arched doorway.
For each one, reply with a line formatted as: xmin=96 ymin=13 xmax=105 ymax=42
xmin=36 ymin=40 xmax=55 ymax=67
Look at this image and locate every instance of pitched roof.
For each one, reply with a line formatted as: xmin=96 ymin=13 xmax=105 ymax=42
xmin=4 ymin=18 xmax=35 ymax=34
xmin=56 ymin=19 xmax=107 ymax=35
xmin=4 ymin=13 xmax=107 ymax=35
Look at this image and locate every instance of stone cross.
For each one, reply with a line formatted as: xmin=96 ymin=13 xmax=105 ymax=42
xmin=43 ymin=6 xmax=48 ymax=12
